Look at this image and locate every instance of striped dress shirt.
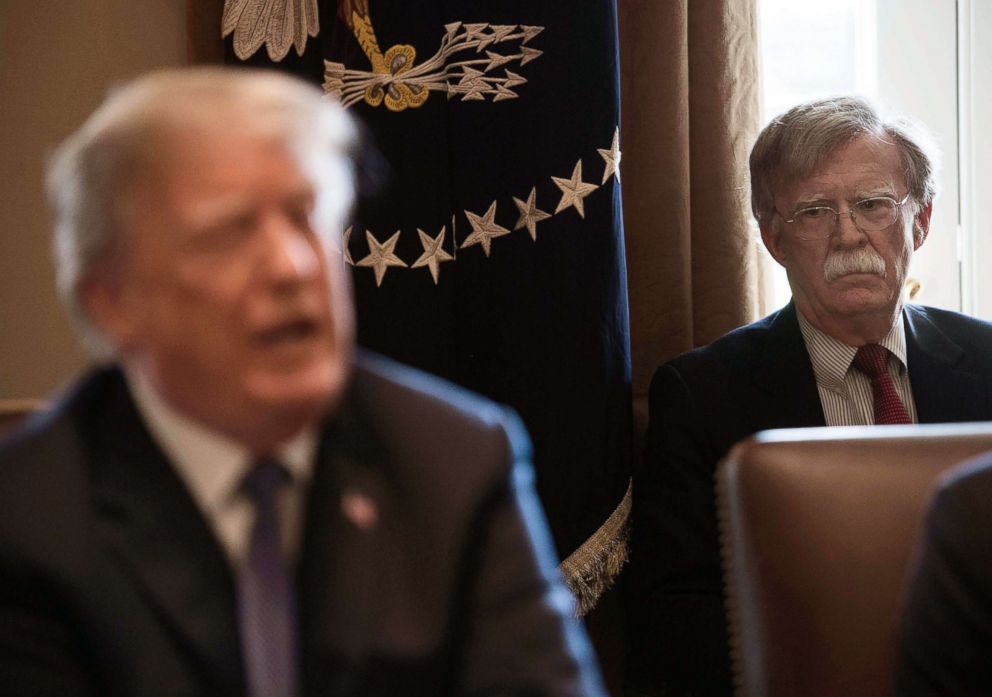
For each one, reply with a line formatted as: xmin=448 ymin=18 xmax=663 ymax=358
xmin=796 ymin=310 xmax=919 ymax=426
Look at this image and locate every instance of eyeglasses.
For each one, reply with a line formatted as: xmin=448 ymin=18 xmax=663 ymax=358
xmin=779 ymin=194 xmax=911 ymax=241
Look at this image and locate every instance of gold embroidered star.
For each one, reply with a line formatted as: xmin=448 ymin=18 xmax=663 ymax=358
xmin=411 ymin=227 xmax=454 ymax=284
xmin=356 ymin=230 xmax=407 ymax=287
xmin=598 ymin=127 xmax=622 ymax=184
xmin=512 ymin=187 xmax=552 ymax=241
xmin=461 ymin=201 xmax=510 ymax=257
xmin=551 ymin=160 xmax=599 ymax=218
xmin=342 ymin=226 xmax=354 ymax=265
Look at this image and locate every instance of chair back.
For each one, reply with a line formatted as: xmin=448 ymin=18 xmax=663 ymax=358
xmin=718 ymin=423 xmax=992 ymax=697
xmin=0 ymin=399 xmax=45 ymax=440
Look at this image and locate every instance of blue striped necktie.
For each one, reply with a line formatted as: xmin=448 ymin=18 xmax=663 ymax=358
xmin=238 ymin=458 xmax=299 ymax=697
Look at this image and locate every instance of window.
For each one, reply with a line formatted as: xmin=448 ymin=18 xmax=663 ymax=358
xmin=758 ymin=0 xmax=991 ymax=320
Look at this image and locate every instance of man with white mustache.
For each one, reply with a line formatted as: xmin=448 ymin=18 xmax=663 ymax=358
xmin=627 ymin=96 xmax=992 ymax=697
xmin=823 ymin=246 xmax=887 ymax=283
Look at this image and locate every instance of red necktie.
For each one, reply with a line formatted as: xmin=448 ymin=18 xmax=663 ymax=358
xmin=852 ymin=344 xmax=912 ymax=425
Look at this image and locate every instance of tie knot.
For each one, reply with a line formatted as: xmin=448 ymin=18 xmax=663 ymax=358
xmin=852 ymin=343 xmax=890 ymax=379
xmin=243 ymin=458 xmax=287 ymax=507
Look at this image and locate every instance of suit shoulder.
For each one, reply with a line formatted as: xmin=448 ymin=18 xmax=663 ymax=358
xmin=0 ymin=371 xmax=117 ymax=554
xmin=650 ymin=311 xmax=779 ymax=390
xmin=933 ymin=452 xmax=992 ymax=522
xmin=347 ymin=353 xmax=533 ymax=523
xmin=0 ymin=374 xmax=97 ymax=475
xmin=913 ymin=453 xmax=992 ymax=589
xmin=0 ymin=366 xmax=122 ymax=455
xmin=351 ymin=351 xmax=529 ymax=458
xmin=909 ymin=304 xmax=992 ymax=337
xmin=354 ymin=352 xmax=516 ymax=426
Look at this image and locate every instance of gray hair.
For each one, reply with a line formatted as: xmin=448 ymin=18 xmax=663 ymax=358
xmin=46 ymin=67 xmax=357 ymax=356
xmin=749 ymin=95 xmax=939 ymax=228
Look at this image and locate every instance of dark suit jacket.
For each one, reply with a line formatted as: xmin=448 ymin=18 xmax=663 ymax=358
xmin=895 ymin=451 xmax=992 ymax=697
xmin=626 ymin=303 xmax=992 ymax=697
xmin=0 ymin=353 xmax=604 ymax=697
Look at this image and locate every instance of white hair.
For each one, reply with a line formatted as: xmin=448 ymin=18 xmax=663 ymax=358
xmin=750 ymin=96 xmax=940 ymax=229
xmin=46 ymin=67 xmax=357 ymax=356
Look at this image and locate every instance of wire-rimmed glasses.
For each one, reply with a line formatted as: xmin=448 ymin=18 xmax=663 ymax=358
xmin=779 ymin=193 xmax=911 ymax=241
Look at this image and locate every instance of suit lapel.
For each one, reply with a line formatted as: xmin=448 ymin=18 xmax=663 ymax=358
xmin=905 ymin=305 xmax=990 ymax=423
xmin=87 ymin=372 xmax=244 ymax=690
xmin=299 ymin=376 xmax=390 ymax=695
xmin=747 ymin=303 xmax=827 ymax=429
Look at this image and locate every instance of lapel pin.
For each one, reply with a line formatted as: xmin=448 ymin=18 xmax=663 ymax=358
xmin=341 ymin=490 xmax=378 ymax=530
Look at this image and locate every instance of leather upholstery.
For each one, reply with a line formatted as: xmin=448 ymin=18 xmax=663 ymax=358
xmin=717 ymin=423 xmax=992 ymax=697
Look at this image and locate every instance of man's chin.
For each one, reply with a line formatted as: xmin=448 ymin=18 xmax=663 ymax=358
xmin=246 ymin=360 xmax=348 ymax=416
xmin=829 ymin=287 xmax=898 ymax=316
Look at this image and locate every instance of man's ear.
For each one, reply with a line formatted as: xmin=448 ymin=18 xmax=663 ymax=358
xmin=760 ymin=220 xmax=787 ymax=267
xmin=913 ymin=201 xmax=933 ymax=250
xmin=80 ymin=268 xmax=138 ymax=350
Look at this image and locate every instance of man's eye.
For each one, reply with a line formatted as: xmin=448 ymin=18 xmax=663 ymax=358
xmin=193 ymin=218 xmax=254 ymax=251
xmin=798 ymin=207 xmax=832 ymax=220
xmin=856 ymin=197 xmax=892 ymax=212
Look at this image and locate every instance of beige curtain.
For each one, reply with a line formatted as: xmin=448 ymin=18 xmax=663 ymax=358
xmin=619 ymin=0 xmax=770 ymax=406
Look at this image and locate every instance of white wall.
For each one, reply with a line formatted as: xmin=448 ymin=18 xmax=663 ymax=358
xmin=876 ymin=0 xmax=960 ymax=313
xmin=966 ymin=0 xmax=992 ymax=318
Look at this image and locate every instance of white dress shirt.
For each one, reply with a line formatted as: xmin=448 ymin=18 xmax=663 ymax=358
xmin=126 ymin=369 xmax=316 ymax=570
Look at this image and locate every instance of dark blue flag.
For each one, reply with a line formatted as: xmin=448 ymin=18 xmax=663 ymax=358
xmin=225 ymin=0 xmax=631 ymax=612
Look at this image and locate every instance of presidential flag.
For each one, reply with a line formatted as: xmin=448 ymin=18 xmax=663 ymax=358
xmin=224 ymin=0 xmax=631 ymax=612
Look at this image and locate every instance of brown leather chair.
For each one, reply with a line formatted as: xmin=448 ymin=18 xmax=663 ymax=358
xmin=0 ymin=399 xmax=45 ymax=439
xmin=717 ymin=423 xmax=992 ymax=697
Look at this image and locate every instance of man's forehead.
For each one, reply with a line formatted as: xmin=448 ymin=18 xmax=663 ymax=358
xmin=788 ymin=173 xmax=901 ymax=200
xmin=135 ymin=127 xmax=317 ymax=214
xmin=179 ymin=187 xmax=305 ymax=225
xmin=156 ymin=122 xmax=311 ymax=181
xmin=780 ymin=137 xmax=905 ymax=200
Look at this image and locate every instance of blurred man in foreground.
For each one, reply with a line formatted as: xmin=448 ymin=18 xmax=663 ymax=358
xmin=0 ymin=68 xmax=603 ymax=697
xmin=628 ymin=96 xmax=992 ymax=696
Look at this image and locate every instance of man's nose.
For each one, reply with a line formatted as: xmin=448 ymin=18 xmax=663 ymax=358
xmin=834 ymin=207 xmax=869 ymax=245
xmin=260 ymin=215 xmax=320 ymax=282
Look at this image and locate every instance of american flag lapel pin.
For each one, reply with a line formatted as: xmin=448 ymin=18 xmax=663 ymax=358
xmin=341 ymin=490 xmax=378 ymax=530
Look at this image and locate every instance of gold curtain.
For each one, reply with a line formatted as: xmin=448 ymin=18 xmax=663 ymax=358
xmin=619 ymin=0 xmax=769 ymax=406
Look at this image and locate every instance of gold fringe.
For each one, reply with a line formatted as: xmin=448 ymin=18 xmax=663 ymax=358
xmin=559 ymin=480 xmax=632 ymax=617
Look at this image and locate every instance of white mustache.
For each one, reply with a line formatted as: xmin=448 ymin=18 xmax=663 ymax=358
xmin=823 ymin=247 xmax=887 ymax=282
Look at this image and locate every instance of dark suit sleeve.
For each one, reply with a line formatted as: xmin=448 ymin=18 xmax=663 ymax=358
xmin=0 ymin=430 xmax=100 ymax=697
xmin=896 ymin=462 xmax=992 ymax=697
xmin=626 ymin=363 xmax=732 ymax=697
xmin=457 ymin=409 xmax=605 ymax=697
xmin=0 ymin=550 xmax=98 ymax=697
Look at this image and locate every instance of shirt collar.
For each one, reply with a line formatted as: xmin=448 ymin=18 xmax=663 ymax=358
xmin=125 ymin=368 xmax=317 ymax=521
xmin=796 ymin=307 xmax=909 ymax=395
